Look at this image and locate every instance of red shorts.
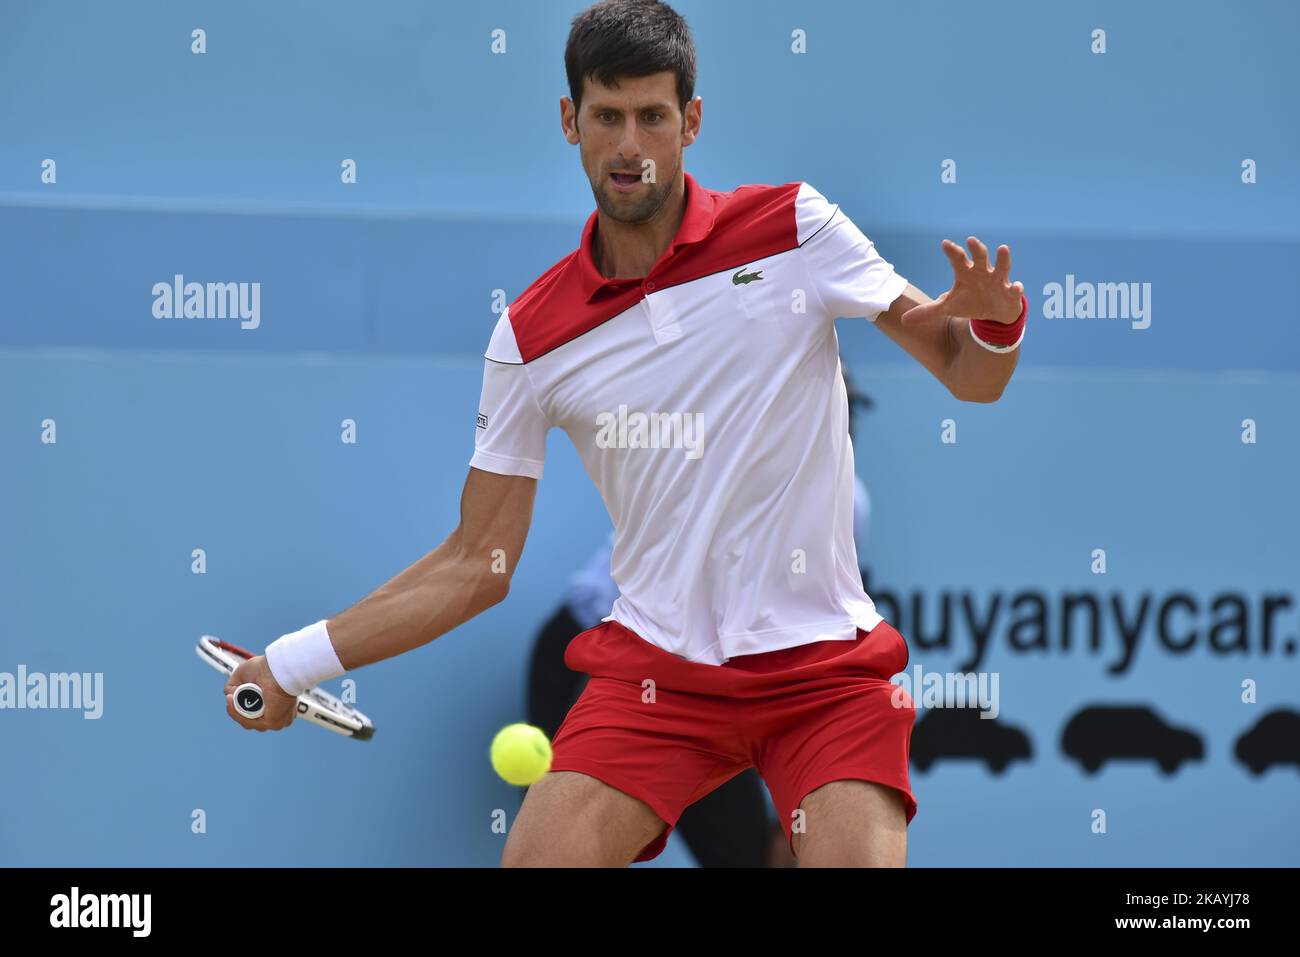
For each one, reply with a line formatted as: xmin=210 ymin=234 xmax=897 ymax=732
xmin=549 ymin=618 xmax=917 ymax=862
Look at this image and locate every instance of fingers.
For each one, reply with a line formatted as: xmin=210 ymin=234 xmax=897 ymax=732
xmin=224 ymin=690 xmax=294 ymax=732
xmin=222 ymin=654 xmax=297 ymax=733
xmin=226 ymin=692 xmax=267 ymax=732
xmin=949 ymin=237 xmax=1017 ymax=287
xmin=947 ymin=237 xmax=1012 ymax=276
xmin=941 ymin=239 xmax=969 ymax=276
xmin=992 ymin=244 xmax=1012 ymax=284
xmin=224 ymin=661 xmax=248 ymax=696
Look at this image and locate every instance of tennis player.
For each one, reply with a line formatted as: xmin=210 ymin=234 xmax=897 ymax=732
xmin=224 ymin=0 xmax=1026 ymax=868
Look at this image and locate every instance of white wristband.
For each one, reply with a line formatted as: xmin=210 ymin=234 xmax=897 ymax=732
xmin=265 ymin=619 xmax=345 ymax=696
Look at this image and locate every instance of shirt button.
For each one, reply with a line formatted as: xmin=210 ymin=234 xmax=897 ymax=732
xmin=644 ymin=281 xmax=656 ymax=291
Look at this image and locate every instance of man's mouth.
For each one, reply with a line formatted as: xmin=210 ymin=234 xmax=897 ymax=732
xmin=610 ymin=171 xmax=641 ymax=187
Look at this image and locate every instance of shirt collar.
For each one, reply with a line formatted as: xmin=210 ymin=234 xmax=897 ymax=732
xmin=578 ymin=170 xmax=716 ymax=302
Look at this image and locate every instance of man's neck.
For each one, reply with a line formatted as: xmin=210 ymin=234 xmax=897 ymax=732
xmin=592 ymin=175 xmax=687 ymax=280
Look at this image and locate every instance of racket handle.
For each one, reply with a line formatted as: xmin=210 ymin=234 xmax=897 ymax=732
xmin=232 ymin=683 xmax=266 ymax=720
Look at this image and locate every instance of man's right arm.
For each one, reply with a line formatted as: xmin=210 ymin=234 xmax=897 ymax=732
xmin=324 ymin=466 xmax=537 ymax=669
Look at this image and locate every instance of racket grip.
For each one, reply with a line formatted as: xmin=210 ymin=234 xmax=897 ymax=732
xmin=232 ymin=683 xmax=266 ymax=720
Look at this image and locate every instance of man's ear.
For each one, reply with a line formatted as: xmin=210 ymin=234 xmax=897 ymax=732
xmin=683 ymin=95 xmax=702 ymax=146
xmin=561 ymin=96 xmax=581 ymax=144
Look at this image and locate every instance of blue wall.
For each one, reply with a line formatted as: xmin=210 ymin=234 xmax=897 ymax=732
xmin=1 ymin=0 xmax=1297 ymax=867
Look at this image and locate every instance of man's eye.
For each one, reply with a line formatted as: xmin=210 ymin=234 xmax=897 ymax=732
xmin=598 ymin=112 xmax=616 ymax=122
xmin=645 ymin=113 xmax=662 ymax=123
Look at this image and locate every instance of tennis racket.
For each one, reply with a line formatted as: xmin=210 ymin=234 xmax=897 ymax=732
xmin=197 ymin=635 xmax=375 ymax=740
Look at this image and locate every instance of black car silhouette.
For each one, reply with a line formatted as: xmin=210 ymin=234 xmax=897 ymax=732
xmin=1235 ymin=708 xmax=1300 ymax=775
xmin=1061 ymin=705 xmax=1204 ymax=775
xmin=910 ymin=707 xmax=1031 ymax=774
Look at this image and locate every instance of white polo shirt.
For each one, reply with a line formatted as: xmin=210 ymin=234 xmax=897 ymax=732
xmin=471 ymin=172 xmax=907 ymax=665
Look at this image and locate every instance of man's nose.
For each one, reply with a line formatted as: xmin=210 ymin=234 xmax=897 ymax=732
xmin=614 ymin=118 xmax=642 ymax=163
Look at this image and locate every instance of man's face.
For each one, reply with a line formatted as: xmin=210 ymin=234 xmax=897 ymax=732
xmin=562 ymin=71 xmax=700 ymax=224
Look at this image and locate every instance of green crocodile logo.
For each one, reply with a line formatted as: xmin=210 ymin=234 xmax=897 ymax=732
xmin=732 ymin=267 xmax=764 ymax=285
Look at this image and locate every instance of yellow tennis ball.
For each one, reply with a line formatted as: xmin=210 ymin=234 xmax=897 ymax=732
xmin=490 ymin=723 xmax=552 ymax=786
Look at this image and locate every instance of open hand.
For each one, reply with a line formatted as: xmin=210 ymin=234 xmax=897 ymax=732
xmin=901 ymin=237 xmax=1024 ymax=326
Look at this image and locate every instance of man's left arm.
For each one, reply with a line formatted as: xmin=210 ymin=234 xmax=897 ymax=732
xmin=873 ymin=237 xmax=1026 ymax=404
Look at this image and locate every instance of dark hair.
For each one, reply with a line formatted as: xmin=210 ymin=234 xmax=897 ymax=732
xmin=565 ymin=0 xmax=696 ymax=118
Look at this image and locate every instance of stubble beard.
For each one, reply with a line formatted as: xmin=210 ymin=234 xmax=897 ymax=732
xmin=590 ymin=154 xmax=679 ymax=225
